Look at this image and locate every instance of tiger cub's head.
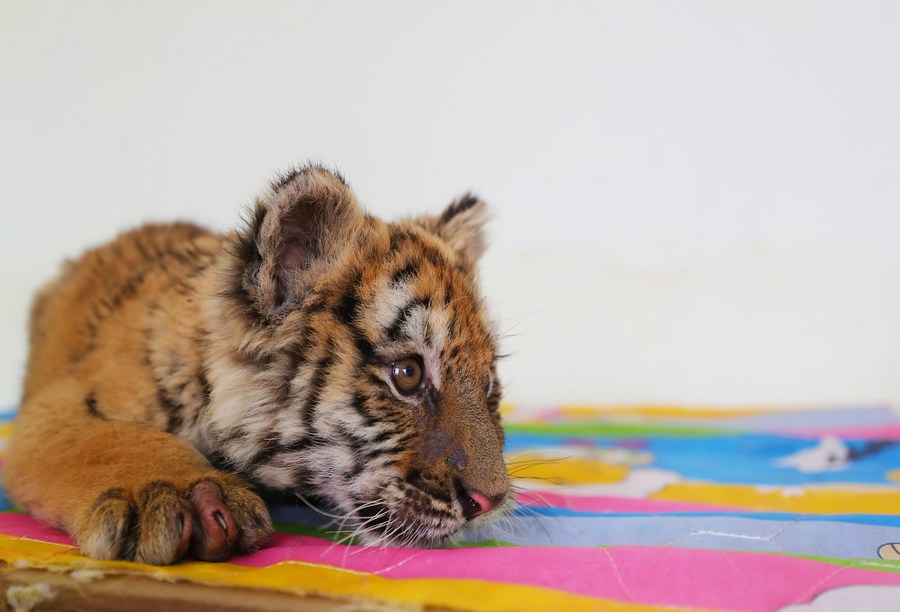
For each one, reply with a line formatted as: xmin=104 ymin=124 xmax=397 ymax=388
xmin=203 ymin=166 xmax=508 ymax=546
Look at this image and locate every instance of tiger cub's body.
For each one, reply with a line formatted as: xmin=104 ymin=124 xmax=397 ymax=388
xmin=6 ymin=167 xmax=508 ymax=564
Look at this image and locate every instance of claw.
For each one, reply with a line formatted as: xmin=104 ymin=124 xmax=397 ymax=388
xmin=214 ymin=510 xmax=232 ymax=544
xmin=188 ymin=480 xmax=238 ymax=562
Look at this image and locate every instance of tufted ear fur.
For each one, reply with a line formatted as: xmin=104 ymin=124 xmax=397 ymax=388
xmin=232 ymin=165 xmax=366 ymax=319
xmin=419 ymin=194 xmax=490 ymax=265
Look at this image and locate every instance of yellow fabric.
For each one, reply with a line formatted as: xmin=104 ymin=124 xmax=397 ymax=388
xmin=651 ymin=482 xmax=900 ymax=513
xmin=0 ymin=536 xmax=673 ymax=612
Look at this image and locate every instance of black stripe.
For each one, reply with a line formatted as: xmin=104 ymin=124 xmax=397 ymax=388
xmin=353 ymin=334 xmax=377 ymax=364
xmin=335 ymin=423 xmax=371 ymax=451
xmin=368 ymin=428 xmax=394 ymax=446
xmin=84 ymin=270 xmax=149 ymax=339
xmin=221 ymin=205 xmax=267 ymax=315
xmin=385 ymin=300 xmax=416 ymax=341
xmin=85 ymin=392 xmax=105 ymax=418
xmin=390 ymin=228 xmax=447 ymax=270
xmin=301 ymin=349 xmax=335 ymax=432
xmin=199 ymin=369 xmax=212 ymax=404
xmin=247 ymin=434 xmax=282 ymax=467
xmin=332 ymin=272 xmax=378 ymax=364
xmin=207 ymin=449 xmax=233 ymax=471
xmin=157 ymin=388 xmax=184 ymax=433
xmin=187 ymin=369 xmax=213 ymax=429
xmin=282 ymin=435 xmax=315 ymax=454
xmin=389 ymin=229 xmax=412 ymax=252
xmin=132 ymin=236 xmax=154 ymax=262
xmin=417 ymin=242 xmax=449 ymax=270
xmin=439 ymin=194 xmax=480 ymax=223
xmin=279 ymin=340 xmax=309 ymax=400
xmin=333 ymin=272 xmax=362 ymax=325
xmin=343 ymin=460 xmax=365 ymax=482
xmin=391 ymin=431 xmax=416 ymax=448
xmin=250 ymin=432 xmax=316 ymax=469
xmin=367 ymin=372 xmax=387 ymax=389
xmin=390 ymin=261 xmax=419 ymax=285
xmin=271 ymin=164 xmax=348 ymax=191
xmin=369 ymin=429 xmax=399 ymax=446
xmin=350 ymin=394 xmax=378 ymax=429
xmin=359 ymin=444 xmax=402 ymax=463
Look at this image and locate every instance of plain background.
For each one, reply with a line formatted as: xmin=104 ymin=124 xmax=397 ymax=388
xmin=2 ymin=1 xmax=899 ymax=413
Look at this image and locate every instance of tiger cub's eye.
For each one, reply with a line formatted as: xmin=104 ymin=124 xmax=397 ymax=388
xmin=391 ymin=356 xmax=424 ymax=394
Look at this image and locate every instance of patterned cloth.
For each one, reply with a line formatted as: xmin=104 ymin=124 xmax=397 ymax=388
xmin=1 ymin=406 xmax=899 ymax=611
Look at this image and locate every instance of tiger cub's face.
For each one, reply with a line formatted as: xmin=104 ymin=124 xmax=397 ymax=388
xmin=201 ymin=167 xmax=508 ymax=546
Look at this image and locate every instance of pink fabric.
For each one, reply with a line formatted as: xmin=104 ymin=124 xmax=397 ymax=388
xmin=230 ymin=534 xmax=900 ymax=611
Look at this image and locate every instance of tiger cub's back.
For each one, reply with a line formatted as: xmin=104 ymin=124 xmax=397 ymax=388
xmin=23 ymin=223 xmax=220 ymax=432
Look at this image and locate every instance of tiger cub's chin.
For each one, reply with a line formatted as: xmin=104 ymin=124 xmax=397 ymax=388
xmin=7 ymin=164 xmax=509 ymax=564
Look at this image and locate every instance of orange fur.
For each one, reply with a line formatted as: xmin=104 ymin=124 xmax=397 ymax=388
xmin=6 ymin=167 xmax=507 ymax=563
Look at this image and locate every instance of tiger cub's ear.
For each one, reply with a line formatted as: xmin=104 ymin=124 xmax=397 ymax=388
xmin=233 ymin=166 xmax=366 ymax=319
xmin=418 ymin=194 xmax=490 ymax=265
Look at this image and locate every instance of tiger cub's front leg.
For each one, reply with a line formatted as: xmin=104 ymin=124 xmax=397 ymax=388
xmin=5 ymin=382 xmax=272 ymax=564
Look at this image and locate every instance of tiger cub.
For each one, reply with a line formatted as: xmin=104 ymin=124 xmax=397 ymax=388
xmin=5 ymin=166 xmax=508 ymax=564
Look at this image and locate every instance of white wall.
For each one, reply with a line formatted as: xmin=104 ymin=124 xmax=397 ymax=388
xmin=2 ymin=1 xmax=899 ymax=411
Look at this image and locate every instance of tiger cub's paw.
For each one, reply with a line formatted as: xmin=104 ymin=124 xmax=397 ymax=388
xmin=77 ymin=477 xmax=272 ymax=564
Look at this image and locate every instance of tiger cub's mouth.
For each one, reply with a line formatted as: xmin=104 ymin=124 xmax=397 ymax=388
xmin=346 ymin=477 xmax=506 ymax=547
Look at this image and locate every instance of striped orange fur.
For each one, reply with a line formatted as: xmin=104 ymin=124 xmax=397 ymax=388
xmin=5 ymin=166 xmax=508 ymax=564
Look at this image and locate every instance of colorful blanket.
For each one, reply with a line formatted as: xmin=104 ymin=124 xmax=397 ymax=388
xmin=1 ymin=405 xmax=899 ymax=610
